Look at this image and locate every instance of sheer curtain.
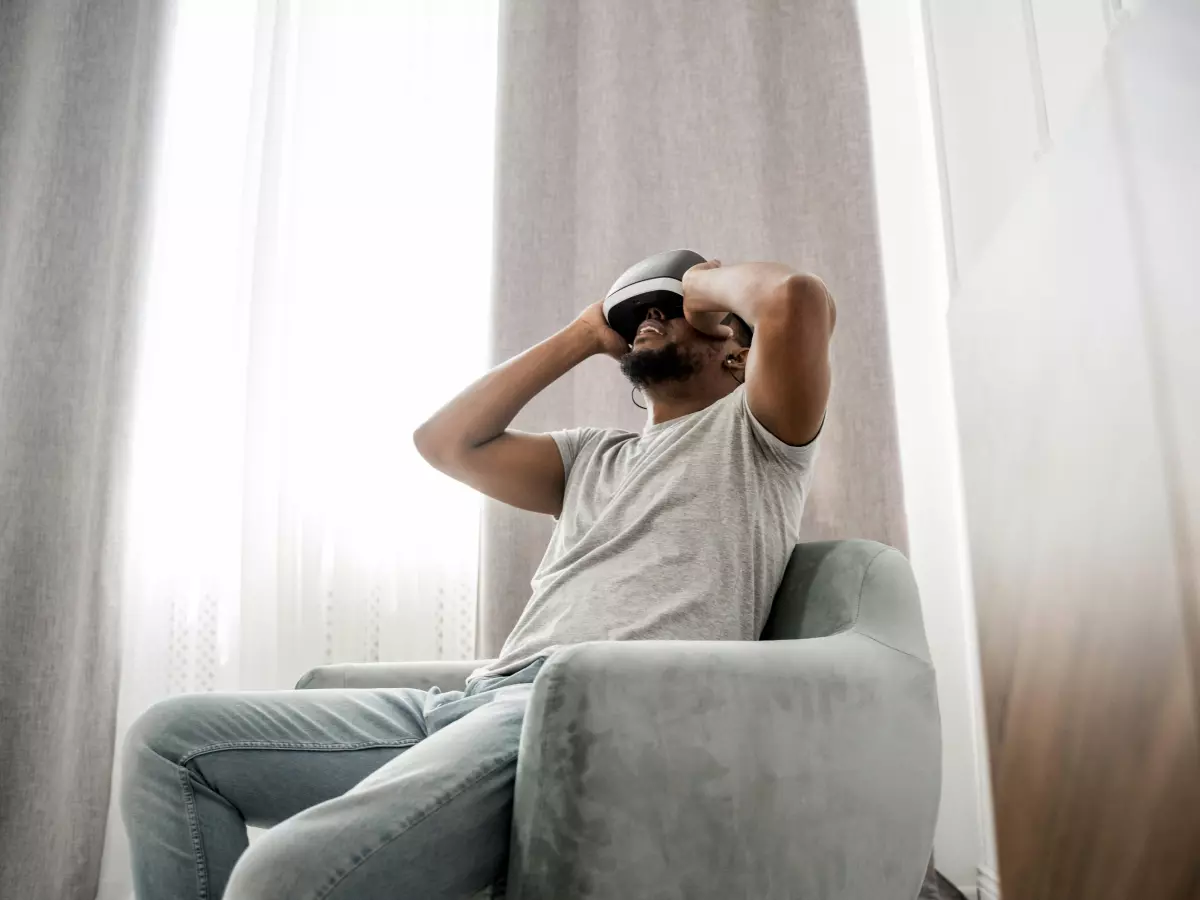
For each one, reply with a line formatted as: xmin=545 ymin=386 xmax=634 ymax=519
xmin=98 ymin=1 xmax=498 ymax=896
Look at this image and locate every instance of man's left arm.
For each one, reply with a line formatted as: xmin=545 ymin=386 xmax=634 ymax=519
xmin=682 ymin=260 xmax=837 ymax=446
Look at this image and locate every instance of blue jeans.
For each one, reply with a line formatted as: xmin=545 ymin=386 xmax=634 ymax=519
xmin=120 ymin=661 xmax=543 ymax=900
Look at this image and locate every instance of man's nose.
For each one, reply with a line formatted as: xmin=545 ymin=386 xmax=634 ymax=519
xmin=644 ymin=307 xmax=666 ymax=322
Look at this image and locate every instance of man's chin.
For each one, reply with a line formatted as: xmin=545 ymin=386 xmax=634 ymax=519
xmin=619 ymin=343 xmax=700 ymax=387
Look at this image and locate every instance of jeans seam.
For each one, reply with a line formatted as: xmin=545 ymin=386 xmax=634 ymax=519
xmin=178 ymin=738 xmax=421 ymax=767
xmin=177 ymin=765 xmax=210 ymax=900
xmin=313 ymin=749 xmax=520 ymax=900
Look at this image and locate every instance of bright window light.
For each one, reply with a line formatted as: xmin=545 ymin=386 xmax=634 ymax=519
xmin=124 ymin=0 xmax=498 ymax=684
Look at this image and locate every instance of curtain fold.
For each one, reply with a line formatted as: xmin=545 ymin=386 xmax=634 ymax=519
xmin=481 ymin=0 xmax=907 ymax=654
xmin=0 ymin=1 xmax=168 ymax=896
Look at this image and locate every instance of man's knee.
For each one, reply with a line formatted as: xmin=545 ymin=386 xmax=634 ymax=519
xmin=222 ymin=826 xmax=333 ymax=900
xmin=120 ymin=695 xmax=211 ymax=814
xmin=222 ymin=836 xmax=281 ymax=900
xmin=124 ymin=694 xmax=206 ymax=764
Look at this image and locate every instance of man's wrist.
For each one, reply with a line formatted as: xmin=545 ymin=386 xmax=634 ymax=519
xmin=683 ymin=269 xmax=738 ymax=318
xmin=560 ymin=318 xmax=605 ymax=361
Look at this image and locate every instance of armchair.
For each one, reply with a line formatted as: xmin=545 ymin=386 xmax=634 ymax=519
xmin=296 ymin=539 xmax=941 ymax=899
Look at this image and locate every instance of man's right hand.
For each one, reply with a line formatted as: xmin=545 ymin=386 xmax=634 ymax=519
xmin=573 ymin=301 xmax=631 ymax=360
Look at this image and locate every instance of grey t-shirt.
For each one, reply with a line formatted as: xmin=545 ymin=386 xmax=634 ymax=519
xmin=470 ymin=386 xmax=819 ymax=681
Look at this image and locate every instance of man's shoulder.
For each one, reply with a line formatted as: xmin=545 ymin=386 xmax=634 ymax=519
xmin=576 ymin=425 xmax=638 ymax=443
xmin=558 ymin=425 xmax=636 ymax=462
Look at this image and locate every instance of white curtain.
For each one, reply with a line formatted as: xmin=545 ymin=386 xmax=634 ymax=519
xmin=98 ymin=1 xmax=498 ymax=896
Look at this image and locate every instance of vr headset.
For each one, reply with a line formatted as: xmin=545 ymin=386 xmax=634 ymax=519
xmin=603 ymin=249 xmax=751 ymax=345
xmin=602 ymin=249 xmax=705 ymax=344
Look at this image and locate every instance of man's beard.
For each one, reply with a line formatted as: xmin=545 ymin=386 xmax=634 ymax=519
xmin=620 ymin=343 xmax=702 ymax=389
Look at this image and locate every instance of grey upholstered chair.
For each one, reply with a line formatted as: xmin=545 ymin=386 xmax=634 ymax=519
xmin=296 ymin=539 xmax=941 ymax=899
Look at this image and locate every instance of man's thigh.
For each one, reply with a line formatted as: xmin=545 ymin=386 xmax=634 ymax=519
xmin=126 ymin=684 xmax=467 ymax=826
xmin=224 ymin=682 xmax=533 ymax=900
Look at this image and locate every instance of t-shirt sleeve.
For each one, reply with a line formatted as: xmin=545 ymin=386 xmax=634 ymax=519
xmin=738 ymin=387 xmax=821 ymax=472
xmin=549 ymin=427 xmax=603 ymax=482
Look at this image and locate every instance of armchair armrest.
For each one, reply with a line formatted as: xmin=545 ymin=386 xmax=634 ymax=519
xmin=508 ymin=636 xmax=940 ymax=900
xmin=294 ymin=659 xmax=492 ymax=691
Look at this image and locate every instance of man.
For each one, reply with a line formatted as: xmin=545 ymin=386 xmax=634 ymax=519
xmin=120 ymin=259 xmax=835 ymax=900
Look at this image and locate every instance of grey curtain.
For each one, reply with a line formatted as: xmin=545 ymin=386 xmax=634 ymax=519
xmin=0 ymin=1 xmax=166 ymax=896
xmin=480 ymin=0 xmax=907 ymax=653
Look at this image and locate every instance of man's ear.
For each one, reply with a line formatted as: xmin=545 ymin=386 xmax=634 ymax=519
xmin=725 ymin=347 xmax=749 ymax=371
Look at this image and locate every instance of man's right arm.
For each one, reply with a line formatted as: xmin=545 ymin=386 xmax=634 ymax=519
xmin=413 ymin=302 xmax=628 ymax=517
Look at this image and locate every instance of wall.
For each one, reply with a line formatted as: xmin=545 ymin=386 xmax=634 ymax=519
xmin=859 ymin=0 xmax=1136 ymax=892
xmin=925 ymin=0 xmax=1122 ymax=291
xmin=918 ymin=2 xmax=1141 ymax=893
xmin=856 ymin=0 xmax=991 ymax=893
xmin=928 ymin=0 xmax=1200 ymax=896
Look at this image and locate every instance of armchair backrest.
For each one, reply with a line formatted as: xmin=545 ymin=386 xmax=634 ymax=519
xmin=760 ymin=539 xmax=932 ymax=664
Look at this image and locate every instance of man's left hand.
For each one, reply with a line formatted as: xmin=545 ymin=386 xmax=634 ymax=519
xmin=682 ymin=260 xmax=734 ymax=339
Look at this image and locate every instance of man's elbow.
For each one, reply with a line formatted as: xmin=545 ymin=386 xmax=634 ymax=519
xmin=412 ymin=422 xmax=457 ymax=471
xmin=764 ymin=273 xmax=836 ymax=334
